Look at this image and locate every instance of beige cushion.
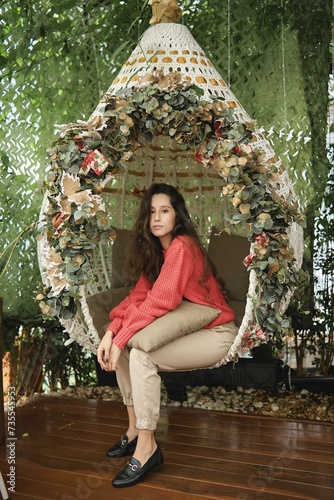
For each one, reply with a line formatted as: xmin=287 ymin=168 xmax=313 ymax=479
xmin=86 ymin=286 xmax=131 ymax=338
xmin=127 ymin=300 xmax=220 ymax=352
xmin=208 ymin=229 xmax=250 ymax=303
xmin=110 ymin=229 xmax=133 ymax=288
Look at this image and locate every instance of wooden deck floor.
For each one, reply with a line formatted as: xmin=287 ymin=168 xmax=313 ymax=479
xmin=0 ymin=396 xmax=333 ymax=499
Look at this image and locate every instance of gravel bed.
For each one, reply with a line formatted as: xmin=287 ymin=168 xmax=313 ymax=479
xmin=13 ymin=383 xmax=334 ymax=423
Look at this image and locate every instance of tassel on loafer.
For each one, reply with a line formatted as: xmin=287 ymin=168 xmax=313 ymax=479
xmin=106 ymin=434 xmax=138 ymax=458
xmin=112 ymin=445 xmax=164 ymax=488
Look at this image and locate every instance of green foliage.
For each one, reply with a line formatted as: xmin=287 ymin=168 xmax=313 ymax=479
xmin=43 ymin=327 xmax=97 ymax=390
xmin=0 ymin=0 xmax=150 ymax=170
xmin=0 ymin=223 xmax=35 ymax=279
xmin=0 ymin=166 xmax=43 ymax=333
xmin=287 ymin=0 xmax=332 ymax=210
xmin=312 ymin=160 xmax=334 ymax=375
xmin=0 ymin=0 xmax=150 ymax=349
xmin=1 ymin=0 xmax=330 ymax=208
xmin=0 ymin=0 xmax=332 ymax=365
xmin=182 ymin=0 xmax=323 ymax=208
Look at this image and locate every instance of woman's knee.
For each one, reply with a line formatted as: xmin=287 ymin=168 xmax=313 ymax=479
xmin=129 ymin=346 xmax=143 ymax=364
xmin=130 ymin=347 xmax=150 ymax=367
xmin=129 ymin=347 xmax=157 ymax=374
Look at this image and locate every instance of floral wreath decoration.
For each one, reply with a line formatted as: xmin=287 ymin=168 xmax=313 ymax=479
xmin=37 ymin=73 xmax=306 ymax=355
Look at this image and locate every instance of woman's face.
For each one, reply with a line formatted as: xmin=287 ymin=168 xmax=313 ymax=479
xmin=150 ymin=193 xmax=176 ymax=249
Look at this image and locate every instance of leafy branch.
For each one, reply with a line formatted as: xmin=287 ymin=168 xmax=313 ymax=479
xmin=0 ymin=223 xmax=35 ymax=280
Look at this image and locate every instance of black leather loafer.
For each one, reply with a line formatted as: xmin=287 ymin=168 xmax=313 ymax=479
xmin=112 ymin=445 xmax=164 ymax=488
xmin=106 ymin=434 xmax=138 ymax=458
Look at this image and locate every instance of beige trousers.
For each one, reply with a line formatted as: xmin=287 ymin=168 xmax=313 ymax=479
xmin=115 ymin=321 xmax=238 ymax=430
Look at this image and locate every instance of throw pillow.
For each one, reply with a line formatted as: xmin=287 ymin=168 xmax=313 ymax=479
xmin=127 ymin=300 xmax=220 ymax=352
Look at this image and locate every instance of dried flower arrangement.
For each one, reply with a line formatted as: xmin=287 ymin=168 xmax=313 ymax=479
xmin=37 ymin=79 xmax=306 ymax=352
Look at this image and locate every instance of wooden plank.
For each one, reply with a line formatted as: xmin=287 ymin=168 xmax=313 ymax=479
xmin=0 ymin=396 xmax=333 ymax=500
xmin=13 ymin=419 xmax=334 ymax=460
xmin=10 ymin=420 xmax=334 ymax=475
xmin=20 ymin=397 xmax=334 ymax=443
xmin=10 ymin=422 xmax=334 ymax=488
xmin=2 ymin=451 xmax=332 ymax=500
xmin=11 ymin=414 xmax=334 ymax=471
xmin=3 ymin=437 xmax=334 ymax=500
xmin=0 ymin=458 xmax=211 ymax=500
xmin=8 ymin=399 xmax=334 ymax=471
xmin=17 ymin=400 xmax=334 ymax=445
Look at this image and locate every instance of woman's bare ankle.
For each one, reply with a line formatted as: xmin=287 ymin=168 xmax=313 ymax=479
xmin=126 ymin=427 xmax=138 ymax=442
xmin=132 ymin=430 xmax=157 ymax=465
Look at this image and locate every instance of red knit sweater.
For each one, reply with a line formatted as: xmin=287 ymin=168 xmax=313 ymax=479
xmin=107 ymin=235 xmax=235 ymax=349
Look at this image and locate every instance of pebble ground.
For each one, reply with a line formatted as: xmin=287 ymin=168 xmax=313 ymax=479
xmin=14 ymin=383 xmax=334 ymax=422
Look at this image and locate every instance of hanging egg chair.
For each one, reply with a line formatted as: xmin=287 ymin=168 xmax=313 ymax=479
xmin=37 ymin=2 xmax=304 ymax=366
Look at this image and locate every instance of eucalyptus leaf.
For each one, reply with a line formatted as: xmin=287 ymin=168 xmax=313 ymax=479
xmin=189 ymin=85 xmax=204 ymax=98
xmin=61 ymin=308 xmax=74 ymax=320
xmin=66 ymin=263 xmax=80 ymax=274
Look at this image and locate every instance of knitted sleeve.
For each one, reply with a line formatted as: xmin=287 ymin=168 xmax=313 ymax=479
xmin=112 ymin=237 xmax=195 ymax=348
xmin=106 ymin=273 xmax=152 ymax=335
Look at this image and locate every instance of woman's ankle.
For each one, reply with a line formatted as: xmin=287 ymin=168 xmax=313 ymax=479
xmin=136 ymin=430 xmax=156 ymax=451
xmin=126 ymin=427 xmax=138 ymax=442
xmin=133 ymin=433 xmax=157 ymax=465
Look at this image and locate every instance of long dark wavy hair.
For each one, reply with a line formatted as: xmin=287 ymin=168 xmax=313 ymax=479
xmin=126 ymin=183 xmax=227 ymax=299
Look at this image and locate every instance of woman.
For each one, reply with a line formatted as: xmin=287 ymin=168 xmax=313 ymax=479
xmin=97 ymin=183 xmax=237 ymax=488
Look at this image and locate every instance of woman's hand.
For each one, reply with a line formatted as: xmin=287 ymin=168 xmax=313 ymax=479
xmin=97 ymin=330 xmax=122 ymax=372
xmin=106 ymin=343 xmax=122 ymax=371
xmin=97 ymin=330 xmax=113 ymax=370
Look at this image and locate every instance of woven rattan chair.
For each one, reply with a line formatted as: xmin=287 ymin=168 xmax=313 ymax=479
xmin=37 ymin=15 xmax=304 ymax=367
